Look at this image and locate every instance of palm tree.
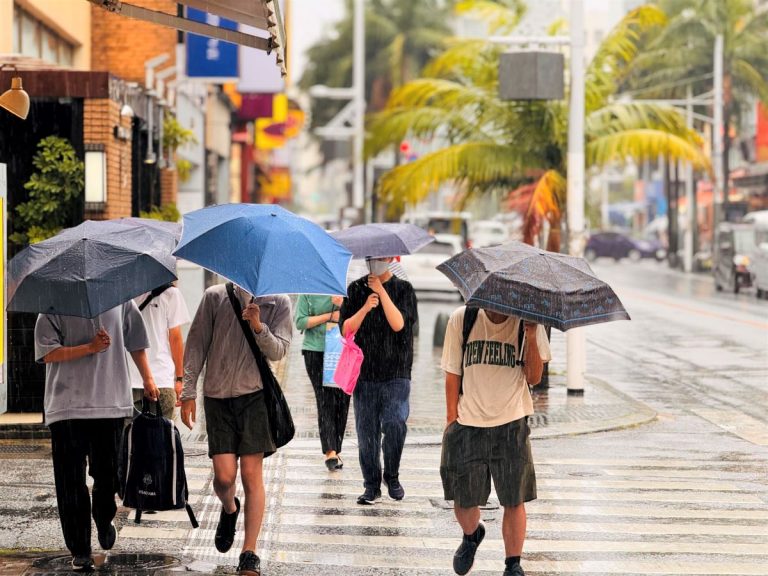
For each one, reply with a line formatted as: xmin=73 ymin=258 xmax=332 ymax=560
xmin=366 ymin=4 xmax=711 ymax=248
xmin=299 ymin=0 xmax=454 ymax=130
xmin=626 ymin=0 xmax=768 ymax=209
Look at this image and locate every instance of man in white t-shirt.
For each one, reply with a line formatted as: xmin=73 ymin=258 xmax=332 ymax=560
xmin=440 ymin=306 xmax=551 ymax=576
xmin=129 ymin=284 xmax=191 ymax=418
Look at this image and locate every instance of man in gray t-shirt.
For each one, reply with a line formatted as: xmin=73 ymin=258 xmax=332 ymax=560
xmin=35 ymin=301 xmax=159 ymax=570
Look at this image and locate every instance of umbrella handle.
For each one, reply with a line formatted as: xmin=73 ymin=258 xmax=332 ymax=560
xmin=92 ymin=317 xmax=107 ymax=353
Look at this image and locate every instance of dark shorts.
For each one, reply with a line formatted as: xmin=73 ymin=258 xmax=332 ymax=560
xmin=440 ymin=417 xmax=537 ymax=508
xmin=204 ymin=391 xmax=276 ymax=458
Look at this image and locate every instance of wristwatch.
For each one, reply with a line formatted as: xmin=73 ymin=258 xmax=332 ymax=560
xmin=175 ymin=376 xmax=183 ymax=382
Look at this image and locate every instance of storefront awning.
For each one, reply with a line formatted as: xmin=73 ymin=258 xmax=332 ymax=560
xmin=88 ymin=0 xmax=286 ymax=77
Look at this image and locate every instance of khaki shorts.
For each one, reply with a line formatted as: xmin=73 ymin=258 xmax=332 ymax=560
xmin=440 ymin=417 xmax=537 ymax=508
xmin=133 ymin=388 xmax=176 ymax=420
xmin=204 ymin=391 xmax=275 ymax=458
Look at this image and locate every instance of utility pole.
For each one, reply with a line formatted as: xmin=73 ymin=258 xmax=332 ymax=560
xmin=713 ymin=34 xmax=724 ymax=230
xmin=566 ymin=0 xmax=586 ymax=395
xmin=684 ymin=84 xmax=695 ymax=273
xmin=352 ymin=0 xmax=365 ymax=218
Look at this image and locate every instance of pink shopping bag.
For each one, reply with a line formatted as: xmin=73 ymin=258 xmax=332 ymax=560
xmin=333 ymin=331 xmax=364 ymax=395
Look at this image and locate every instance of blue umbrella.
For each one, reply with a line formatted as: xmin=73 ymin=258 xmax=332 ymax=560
xmin=173 ymin=204 xmax=352 ymax=296
xmin=437 ymin=241 xmax=630 ymax=331
xmin=330 ymin=223 xmax=435 ymax=259
xmin=7 ymin=220 xmax=178 ymax=318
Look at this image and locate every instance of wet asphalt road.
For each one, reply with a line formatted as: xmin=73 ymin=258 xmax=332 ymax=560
xmin=1 ymin=259 xmax=767 ymax=575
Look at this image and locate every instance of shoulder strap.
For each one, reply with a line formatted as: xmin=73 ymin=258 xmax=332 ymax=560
xmin=516 ymin=319 xmax=525 ymax=368
xmin=459 ymin=307 xmax=480 ymax=395
xmin=225 ymin=283 xmax=275 ymax=389
xmin=139 ymin=283 xmax=172 ymax=311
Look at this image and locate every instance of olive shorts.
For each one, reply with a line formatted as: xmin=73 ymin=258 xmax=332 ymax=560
xmin=440 ymin=417 xmax=537 ymax=508
xmin=204 ymin=391 xmax=276 ymax=458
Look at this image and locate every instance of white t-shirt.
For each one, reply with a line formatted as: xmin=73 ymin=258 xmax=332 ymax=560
xmin=441 ymin=307 xmax=552 ymax=428
xmin=128 ymin=286 xmax=191 ymax=389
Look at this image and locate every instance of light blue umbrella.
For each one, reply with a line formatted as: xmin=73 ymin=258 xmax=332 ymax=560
xmin=173 ymin=204 xmax=352 ymax=296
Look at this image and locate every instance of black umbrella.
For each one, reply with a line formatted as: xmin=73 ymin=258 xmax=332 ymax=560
xmin=437 ymin=241 xmax=630 ymax=331
xmin=330 ymin=223 xmax=434 ymax=259
xmin=8 ymin=220 xmax=178 ymax=318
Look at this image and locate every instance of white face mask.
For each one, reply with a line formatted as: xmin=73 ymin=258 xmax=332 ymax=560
xmin=367 ymin=259 xmax=390 ymax=276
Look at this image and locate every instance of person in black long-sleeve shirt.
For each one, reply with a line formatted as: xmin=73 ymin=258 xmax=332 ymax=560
xmin=340 ymin=257 xmax=418 ymax=505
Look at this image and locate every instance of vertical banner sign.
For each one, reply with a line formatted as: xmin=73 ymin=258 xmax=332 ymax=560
xmin=0 ymin=163 xmax=6 ymax=414
xmin=186 ymin=7 xmax=239 ymax=81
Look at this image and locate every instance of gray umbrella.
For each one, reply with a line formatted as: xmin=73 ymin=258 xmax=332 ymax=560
xmin=330 ymin=223 xmax=434 ymax=259
xmin=8 ymin=219 xmax=178 ymax=318
xmin=437 ymin=241 xmax=630 ymax=331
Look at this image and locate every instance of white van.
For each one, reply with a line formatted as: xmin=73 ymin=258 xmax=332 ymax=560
xmin=745 ymin=211 xmax=768 ymax=299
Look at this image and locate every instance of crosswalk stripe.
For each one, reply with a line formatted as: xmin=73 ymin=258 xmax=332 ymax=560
xmin=267 ymin=549 xmax=768 ymax=574
xmin=271 ymin=532 xmax=768 ymax=555
xmin=278 ymin=470 xmax=745 ymax=491
xmin=280 ymin=483 xmax=763 ymax=504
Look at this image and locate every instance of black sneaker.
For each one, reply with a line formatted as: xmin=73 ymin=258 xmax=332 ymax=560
xmin=237 ymin=550 xmax=261 ymax=575
xmin=453 ymin=522 xmax=485 ymax=575
xmin=356 ymin=487 xmax=381 ymax=505
xmin=97 ymin=520 xmax=117 ymax=550
xmin=71 ymin=555 xmax=94 ymax=571
xmin=503 ymin=563 xmax=525 ymax=576
xmin=386 ymin=477 xmax=405 ymax=500
xmin=214 ymin=496 xmax=241 ymax=553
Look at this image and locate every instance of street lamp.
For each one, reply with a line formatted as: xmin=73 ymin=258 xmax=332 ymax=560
xmin=490 ymin=0 xmax=586 ymax=394
xmin=308 ymin=0 xmax=366 ymax=221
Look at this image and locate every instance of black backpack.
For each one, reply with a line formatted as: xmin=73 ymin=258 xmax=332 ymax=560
xmin=118 ymin=401 xmax=199 ymax=527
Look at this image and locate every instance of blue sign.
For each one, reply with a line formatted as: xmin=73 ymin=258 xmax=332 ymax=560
xmin=186 ymin=7 xmax=239 ymax=79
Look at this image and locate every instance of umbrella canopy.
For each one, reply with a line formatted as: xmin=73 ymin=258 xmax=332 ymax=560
xmin=437 ymin=241 xmax=630 ymax=331
xmin=119 ymin=217 xmax=182 ymax=242
xmin=173 ymin=203 xmax=352 ymax=296
xmin=8 ymin=219 xmax=178 ymax=318
xmin=330 ymin=223 xmax=434 ymax=259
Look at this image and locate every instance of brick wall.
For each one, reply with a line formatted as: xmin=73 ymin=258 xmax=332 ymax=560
xmin=91 ymin=0 xmax=178 ymax=214
xmin=83 ymin=98 xmax=133 ymax=220
xmin=91 ymin=0 xmax=177 ymax=84
xmin=160 ymin=167 xmax=178 ymax=206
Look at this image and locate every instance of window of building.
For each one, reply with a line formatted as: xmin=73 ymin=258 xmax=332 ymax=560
xmin=12 ymin=3 xmax=77 ymax=66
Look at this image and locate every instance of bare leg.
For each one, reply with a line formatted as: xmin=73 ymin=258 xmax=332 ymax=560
xmin=454 ymin=504 xmax=481 ymax=535
xmin=212 ymin=454 xmax=238 ymax=514
xmin=240 ymin=453 xmax=265 ymax=553
xmin=502 ymin=503 xmax=526 ymax=556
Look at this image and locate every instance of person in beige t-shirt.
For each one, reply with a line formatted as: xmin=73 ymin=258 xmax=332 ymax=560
xmin=440 ymin=306 xmax=551 ymax=576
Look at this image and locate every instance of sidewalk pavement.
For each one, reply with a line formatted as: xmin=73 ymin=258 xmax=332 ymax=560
xmin=0 ymin=341 xmax=657 ymax=575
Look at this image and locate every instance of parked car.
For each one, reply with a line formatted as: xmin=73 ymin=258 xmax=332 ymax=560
xmin=470 ymin=220 xmax=509 ymax=248
xmin=401 ymin=211 xmax=472 ymax=248
xmin=584 ymin=231 xmax=667 ymax=262
xmin=743 ymin=211 xmax=768 ymax=299
xmin=399 ymin=233 xmax=463 ymax=295
xmin=713 ymin=222 xmax=756 ymax=294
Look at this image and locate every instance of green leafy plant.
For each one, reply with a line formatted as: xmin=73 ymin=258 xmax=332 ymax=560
xmin=10 ymin=136 xmax=84 ymax=245
xmin=163 ymin=113 xmax=197 ymax=183
xmin=140 ymin=203 xmax=181 ymax=222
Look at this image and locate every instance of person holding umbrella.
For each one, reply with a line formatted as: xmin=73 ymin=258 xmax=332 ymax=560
xmin=439 ymin=305 xmax=551 ymax=576
xmin=180 ymin=283 xmax=292 ymax=576
xmin=35 ymin=304 xmax=159 ymax=571
xmin=294 ymin=294 xmax=350 ymax=471
xmin=340 ymin=256 xmax=418 ymax=505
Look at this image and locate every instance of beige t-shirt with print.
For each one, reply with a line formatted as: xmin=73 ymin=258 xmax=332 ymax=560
xmin=441 ymin=307 xmax=552 ymax=428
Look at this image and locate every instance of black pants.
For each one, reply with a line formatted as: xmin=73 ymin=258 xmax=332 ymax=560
xmin=303 ymin=350 xmax=351 ymax=454
xmin=49 ymin=418 xmax=124 ymax=556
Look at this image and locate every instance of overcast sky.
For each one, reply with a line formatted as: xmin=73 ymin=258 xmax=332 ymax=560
xmin=289 ymin=0 xmax=345 ymax=83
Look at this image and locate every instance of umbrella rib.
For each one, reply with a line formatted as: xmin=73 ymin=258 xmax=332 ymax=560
xmin=466 ymin=294 xmax=628 ymax=326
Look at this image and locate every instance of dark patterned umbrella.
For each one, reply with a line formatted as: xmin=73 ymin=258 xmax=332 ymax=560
xmin=436 ymin=241 xmax=630 ymax=331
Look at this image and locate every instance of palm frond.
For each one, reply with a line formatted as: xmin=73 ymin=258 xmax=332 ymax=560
xmin=587 ymin=129 xmax=711 ymax=172
xmin=386 ymin=78 xmax=507 ymax=117
xmin=365 ymin=107 xmax=489 ymax=157
xmin=522 ymin=170 xmax=566 ymax=245
xmin=587 ymin=102 xmax=699 ymax=140
xmin=422 ymin=39 xmax=502 ymax=87
xmin=454 ymin=0 xmax=526 ymax=34
xmin=377 ymin=142 xmax=534 ymax=209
